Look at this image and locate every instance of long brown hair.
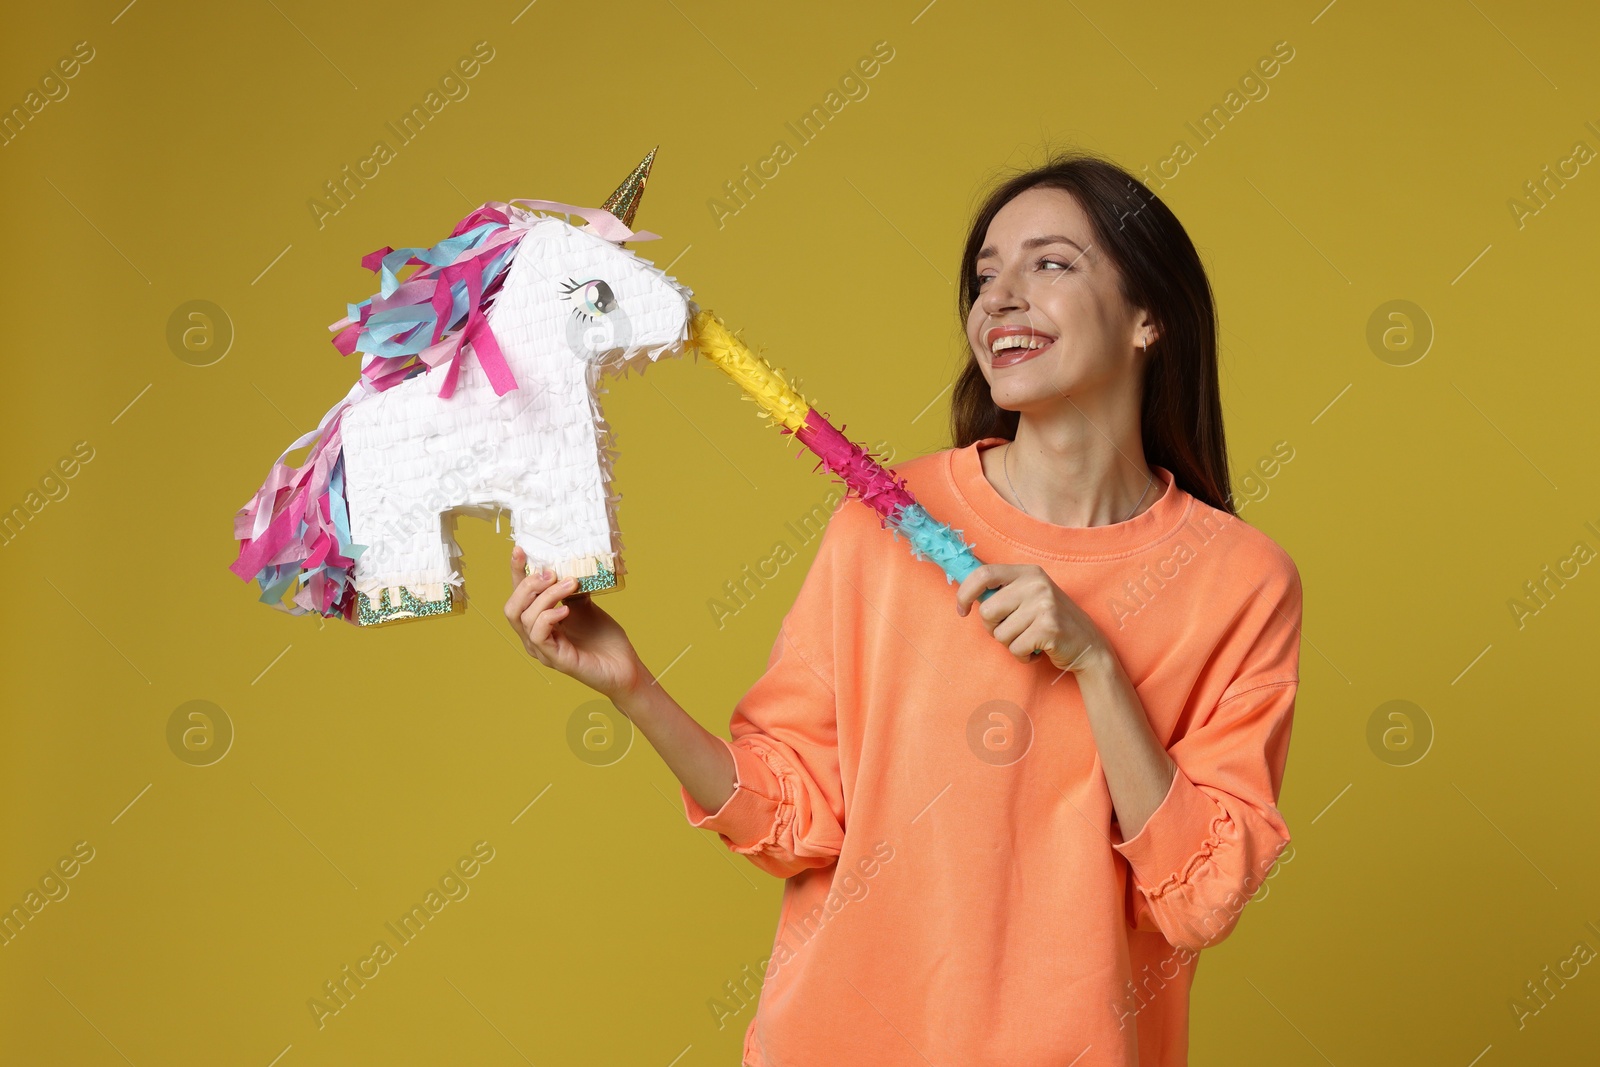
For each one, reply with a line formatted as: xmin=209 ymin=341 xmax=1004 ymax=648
xmin=949 ymin=149 xmax=1235 ymax=515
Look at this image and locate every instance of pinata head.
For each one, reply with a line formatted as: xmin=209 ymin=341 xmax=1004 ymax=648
xmin=600 ymin=145 xmax=657 ymax=230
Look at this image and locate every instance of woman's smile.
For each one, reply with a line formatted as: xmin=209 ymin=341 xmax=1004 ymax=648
xmin=987 ymin=324 xmax=1058 ymax=368
xmin=991 ymin=337 xmax=1054 ymax=369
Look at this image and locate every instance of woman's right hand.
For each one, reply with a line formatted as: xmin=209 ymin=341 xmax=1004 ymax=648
xmin=504 ymin=547 xmax=648 ymax=701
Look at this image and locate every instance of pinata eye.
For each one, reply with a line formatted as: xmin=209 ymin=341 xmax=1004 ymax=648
xmin=559 ymin=278 xmax=617 ymax=320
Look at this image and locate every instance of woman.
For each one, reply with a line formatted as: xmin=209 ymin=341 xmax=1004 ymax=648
xmin=503 ymin=150 xmax=1304 ymax=1067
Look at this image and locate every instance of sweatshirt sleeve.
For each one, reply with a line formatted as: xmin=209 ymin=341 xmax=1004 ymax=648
xmin=680 ymin=507 xmax=847 ymax=880
xmin=1110 ymin=545 xmax=1303 ymax=952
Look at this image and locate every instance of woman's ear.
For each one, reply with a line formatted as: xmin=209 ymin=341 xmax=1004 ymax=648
xmin=1135 ymin=311 xmax=1160 ymax=350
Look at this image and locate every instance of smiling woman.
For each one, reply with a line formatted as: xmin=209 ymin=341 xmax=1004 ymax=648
xmin=662 ymin=150 xmax=1303 ymax=1066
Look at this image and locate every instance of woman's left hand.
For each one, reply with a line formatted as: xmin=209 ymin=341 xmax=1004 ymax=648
xmin=955 ymin=563 xmax=1109 ymax=674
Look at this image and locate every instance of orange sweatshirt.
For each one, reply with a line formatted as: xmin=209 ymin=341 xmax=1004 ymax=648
xmin=681 ymin=436 xmax=1303 ymax=1066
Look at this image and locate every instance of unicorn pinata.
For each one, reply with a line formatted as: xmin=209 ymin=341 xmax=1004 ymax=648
xmin=230 ymin=147 xmax=696 ymax=626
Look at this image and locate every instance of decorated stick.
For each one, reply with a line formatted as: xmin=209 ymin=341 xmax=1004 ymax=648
xmin=689 ymin=309 xmax=996 ymax=601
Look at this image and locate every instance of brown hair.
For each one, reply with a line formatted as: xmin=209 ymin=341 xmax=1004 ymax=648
xmin=948 ymin=148 xmax=1235 ymax=514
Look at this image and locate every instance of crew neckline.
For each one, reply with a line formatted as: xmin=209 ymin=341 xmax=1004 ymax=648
xmin=946 ymin=436 xmax=1194 ymax=560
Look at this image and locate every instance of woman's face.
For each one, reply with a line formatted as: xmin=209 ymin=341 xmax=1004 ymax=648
xmin=964 ymin=185 xmax=1152 ymax=412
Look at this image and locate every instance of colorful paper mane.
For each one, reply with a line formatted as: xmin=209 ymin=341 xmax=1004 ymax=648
xmin=230 ymin=148 xmax=994 ymax=627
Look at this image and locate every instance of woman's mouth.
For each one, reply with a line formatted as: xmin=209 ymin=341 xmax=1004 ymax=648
xmin=989 ymin=336 xmax=1055 ymax=369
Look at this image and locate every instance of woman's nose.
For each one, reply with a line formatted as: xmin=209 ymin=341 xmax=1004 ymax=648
xmin=979 ymin=271 xmax=1026 ymax=312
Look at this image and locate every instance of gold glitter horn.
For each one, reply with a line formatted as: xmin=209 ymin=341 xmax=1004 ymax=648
xmin=600 ymin=145 xmax=657 ymax=230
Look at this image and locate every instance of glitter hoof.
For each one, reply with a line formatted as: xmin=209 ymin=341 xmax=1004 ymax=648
xmin=356 ymin=583 xmax=460 ymax=626
xmin=523 ymin=554 xmax=622 ymax=595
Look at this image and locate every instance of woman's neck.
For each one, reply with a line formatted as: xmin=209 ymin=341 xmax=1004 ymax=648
xmin=981 ymin=416 xmax=1157 ymax=529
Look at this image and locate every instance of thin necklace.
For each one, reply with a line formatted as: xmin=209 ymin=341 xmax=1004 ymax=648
xmin=1003 ymin=442 xmax=1155 ymax=525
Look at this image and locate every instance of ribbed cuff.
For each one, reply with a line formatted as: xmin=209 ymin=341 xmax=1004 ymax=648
xmin=1111 ymin=764 xmax=1229 ymax=898
xmin=680 ymin=736 xmax=785 ymax=852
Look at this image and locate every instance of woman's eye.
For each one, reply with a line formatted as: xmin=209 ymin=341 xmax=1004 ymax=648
xmin=974 ymin=260 xmax=1069 ymax=289
xmin=562 ymin=278 xmax=617 ymax=319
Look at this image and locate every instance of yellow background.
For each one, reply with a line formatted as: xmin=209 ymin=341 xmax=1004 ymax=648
xmin=3 ymin=0 xmax=1597 ymax=1063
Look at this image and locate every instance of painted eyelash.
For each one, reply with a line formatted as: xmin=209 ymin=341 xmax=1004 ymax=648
xmin=558 ymin=277 xmax=598 ymax=322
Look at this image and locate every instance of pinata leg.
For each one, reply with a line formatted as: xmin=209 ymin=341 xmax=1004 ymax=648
xmin=350 ymin=521 xmax=464 ymax=627
xmin=341 ymin=492 xmax=463 ymax=626
xmin=357 ymin=583 xmax=460 ymax=626
xmin=518 ymin=551 xmax=622 ymax=594
xmin=507 ymin=492 xmax=625 ymax=596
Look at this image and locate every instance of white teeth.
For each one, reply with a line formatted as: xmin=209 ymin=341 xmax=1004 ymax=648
xmin=991 ymin=334 xmax=1052 ymax=355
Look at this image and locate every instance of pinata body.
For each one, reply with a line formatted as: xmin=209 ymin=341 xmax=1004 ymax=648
xmin=340 ymin=212 xmax=693 ymax=621
xmin=231 ymin=192 xmax=693 ymax=626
